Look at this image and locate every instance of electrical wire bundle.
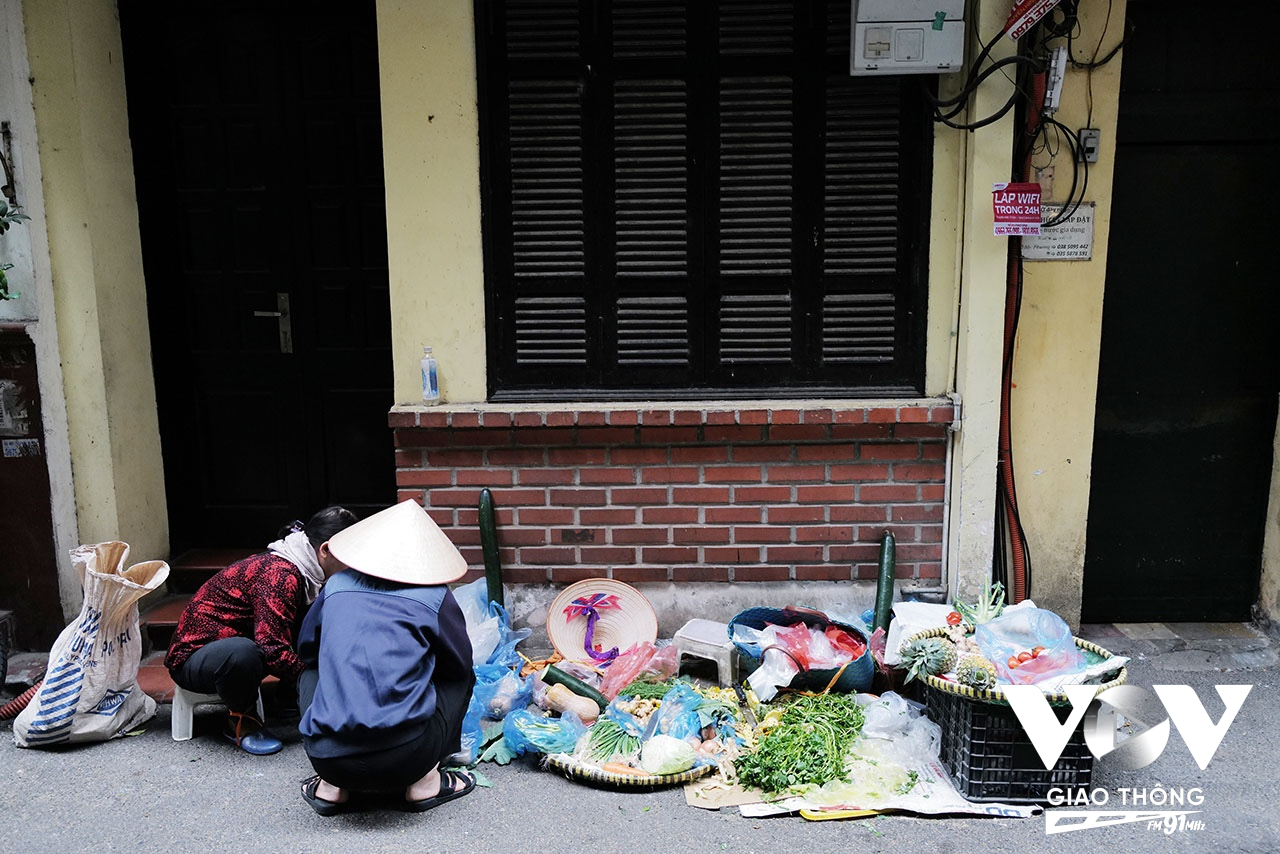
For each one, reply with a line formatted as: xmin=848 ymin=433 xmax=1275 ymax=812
xmin=930 ymin=2 xmax=1129 ymax=600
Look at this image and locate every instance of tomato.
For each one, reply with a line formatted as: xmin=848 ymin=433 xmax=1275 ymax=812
xmin=1032 ymin=646 xmax=1046 ymax=657
xmin=946 ymin=611 xmax=962 ymax=626
xmin=1017 ymin=651 xmax=1033 ymax=663
xmin=1007 ymin=656 xmax=1021 ymax=669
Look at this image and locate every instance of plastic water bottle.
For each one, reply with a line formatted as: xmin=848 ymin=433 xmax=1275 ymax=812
xmin=420 ymin=346 xmax=440 ymax=405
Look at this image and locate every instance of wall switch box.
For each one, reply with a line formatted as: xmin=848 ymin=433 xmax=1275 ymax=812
xmin=851 ymin=0 xmax=965 ymax=76
xmin=1079 ymin=128 xmax=1101 ymax=163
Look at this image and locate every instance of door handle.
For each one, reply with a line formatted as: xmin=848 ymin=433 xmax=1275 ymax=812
xmin=253 ymin=293 xmax=293 ymax=353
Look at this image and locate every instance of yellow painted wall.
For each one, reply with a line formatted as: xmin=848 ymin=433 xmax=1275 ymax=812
xmin=944 ymin=0 xmax=1022 ymax=607
xmin=377 ymin=0 xmax=488 ymax=405
xmin=1007 ymin=2 xmax=1126 ymax=626
xmin=24 ymin=0 xmax=168 ymax=573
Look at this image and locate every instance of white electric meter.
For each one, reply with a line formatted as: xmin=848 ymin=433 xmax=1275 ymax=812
xmin=850 ymin=0 xmax=965 ymax=76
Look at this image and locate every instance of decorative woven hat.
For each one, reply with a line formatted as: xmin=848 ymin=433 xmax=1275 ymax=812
xmin=326 ymin=499 xmax=467 ymax=586
xmin=547 ymin=578 xmax=657 ymax=664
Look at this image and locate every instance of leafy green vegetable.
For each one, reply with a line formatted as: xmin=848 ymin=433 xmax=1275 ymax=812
xmin=735 ymin=693 xmax=865 ymax=794
xmin=617 ymin=678 xmax=677 ymax=699
xmin=584 ymin=716 xmax=640 ymax=762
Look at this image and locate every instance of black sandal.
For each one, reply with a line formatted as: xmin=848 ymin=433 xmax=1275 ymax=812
xmin=402 ymin=769 xmax=476 ymax=813
xmin=300 ymin=774 xmax=349 ymax=817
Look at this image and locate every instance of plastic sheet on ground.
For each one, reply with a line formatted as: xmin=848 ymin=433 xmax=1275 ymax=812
xmin=686 ymin=755 xmax=1041 ymax=821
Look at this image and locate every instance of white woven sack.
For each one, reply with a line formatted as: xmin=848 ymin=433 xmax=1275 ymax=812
xmin=14 ymin=542 xmax=169 ymax=747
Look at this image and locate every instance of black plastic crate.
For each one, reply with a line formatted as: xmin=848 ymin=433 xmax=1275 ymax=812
xmin=925 ymin=684 xmax=1093 ymax=803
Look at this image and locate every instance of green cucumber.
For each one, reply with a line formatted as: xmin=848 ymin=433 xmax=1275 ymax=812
xmin=542 ymin=665 xmax=609 ymax=711
xmin=478 ymin=488 xmax=504 ymax=609
xmin=873 ymin=531 xmax=896 ymax=632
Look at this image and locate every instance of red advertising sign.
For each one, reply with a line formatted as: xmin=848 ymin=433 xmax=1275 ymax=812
xmin=1006 ymin=0 xmax=1063 ymax=39
xmin=993 ymin=182 xmax=1041 ymax=236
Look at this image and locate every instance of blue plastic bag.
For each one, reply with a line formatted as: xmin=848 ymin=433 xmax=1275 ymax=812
xmin=653 ymin=682 xmax=705 ymax=741
xmin=502 ymin=708 xmax=588 ymax=757
xmin=486 ymin=602 xmax=532 ymax=668
xmin=453 ymin=694 xmax=485 ymax=765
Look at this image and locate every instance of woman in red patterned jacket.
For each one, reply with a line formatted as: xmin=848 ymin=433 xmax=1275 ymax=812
xmin=164 ymin=506 xmax=358 ymax=755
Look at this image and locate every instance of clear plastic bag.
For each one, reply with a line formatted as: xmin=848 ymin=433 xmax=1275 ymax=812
xmin=975 ymin=606 xmax=1084 ymax=685
xmin=473 ymin=664 xmax=531 ymax=720
xmin=856 ymin=691 xmax=940 ymax=768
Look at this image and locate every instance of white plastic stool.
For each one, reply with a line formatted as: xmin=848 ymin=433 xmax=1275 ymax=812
xmin=171 ymin=686 xmax=265 ymax=741
xmin=673 ymin=618 xmax=738 ymax=687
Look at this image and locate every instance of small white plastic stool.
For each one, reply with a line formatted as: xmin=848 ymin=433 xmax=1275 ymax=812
xmin=171 ymin=686 xmax=265 ymax=741
xmin=673 ymin=618 xmax=738 ymax=686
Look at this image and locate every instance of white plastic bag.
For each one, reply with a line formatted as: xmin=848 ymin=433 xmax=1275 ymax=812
xmin=746 ymin=645 xmax=799 ymax=702
xmin=883 ymin=601 xmax=955 ymax=665
xmin=14 ymin=542 xmax=168 ymax=747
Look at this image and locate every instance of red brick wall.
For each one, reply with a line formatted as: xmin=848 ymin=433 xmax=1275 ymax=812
xmin=390 ymin=403 xmax=954 ymax=588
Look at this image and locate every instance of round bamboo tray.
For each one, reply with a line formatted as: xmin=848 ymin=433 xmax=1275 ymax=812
xmin=902 ymin=627 xmax=1127 ymax=705
xmin=541 ymin=753 xmax=716 ymax=789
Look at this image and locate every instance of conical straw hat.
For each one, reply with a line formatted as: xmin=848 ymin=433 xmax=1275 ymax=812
xmin=326 ymin=499 xmax=467 ymax=585
xmin=547 ymin=578 xmax=657 ymax=663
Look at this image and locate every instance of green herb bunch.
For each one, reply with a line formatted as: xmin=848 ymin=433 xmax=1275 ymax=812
xmin=736 ymin=693 xmax=865 ymax=794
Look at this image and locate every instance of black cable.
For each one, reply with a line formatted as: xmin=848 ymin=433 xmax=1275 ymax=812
xmin=929 ymin=31 xmax=1043 ymax=131
xmin=1037 ymin=120 xmax=1089 ymax=228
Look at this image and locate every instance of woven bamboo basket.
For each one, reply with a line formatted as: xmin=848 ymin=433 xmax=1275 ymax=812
xmin=902 ymin=627 xmax=1127 ymax=705
xmin=541 ymin=753 xmax=716 ymax=790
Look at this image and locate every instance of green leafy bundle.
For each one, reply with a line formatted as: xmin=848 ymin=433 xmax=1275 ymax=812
xmin=735 ymin=693 xmax=865 ymax=794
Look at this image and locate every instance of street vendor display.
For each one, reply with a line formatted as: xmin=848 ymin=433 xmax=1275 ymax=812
xmin=896 ymin=582 xmax=1128 ymax=803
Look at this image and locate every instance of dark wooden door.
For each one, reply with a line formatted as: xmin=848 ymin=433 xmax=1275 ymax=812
xmin=1082 ymin=0 xmax=1279 ymax=621
xmin=121 ymin=1 xmax=394 ymax=550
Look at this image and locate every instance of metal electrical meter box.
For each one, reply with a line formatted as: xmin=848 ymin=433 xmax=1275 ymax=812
xmin=850 ymin=0 xmax=965 ymax=76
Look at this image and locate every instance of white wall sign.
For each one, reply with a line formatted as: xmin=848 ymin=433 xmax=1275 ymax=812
xmin=1022 ymin=203 xmax=1094 ymax=260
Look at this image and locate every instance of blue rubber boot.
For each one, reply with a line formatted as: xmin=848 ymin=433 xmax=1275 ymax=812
xmin=224 ymin=711 xmax=284 ymax=755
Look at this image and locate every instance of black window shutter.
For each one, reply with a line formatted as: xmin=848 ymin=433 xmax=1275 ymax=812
xmin=477 ymin=0 xmax=930 ymax=399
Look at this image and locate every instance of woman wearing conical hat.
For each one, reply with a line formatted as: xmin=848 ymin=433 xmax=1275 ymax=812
xmin=296 ymin=499 xmax=476 ymax=816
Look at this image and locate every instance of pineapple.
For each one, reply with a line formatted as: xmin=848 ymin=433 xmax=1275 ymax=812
xmin=899 ymin=637 xmax=958 ymax=683
xmin=955 ymin=654 xmax=999 ymax=690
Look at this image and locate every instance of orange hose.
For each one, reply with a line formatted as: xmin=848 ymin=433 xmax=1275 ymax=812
xmin=999 ymin=66 xmax=1047 ymax=604
xmin=0 ymin=680 xmax=41 ymax=720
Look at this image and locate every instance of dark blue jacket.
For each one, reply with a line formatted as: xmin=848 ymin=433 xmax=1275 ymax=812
xmin=297 ymin=569 xmax=473 ymax=757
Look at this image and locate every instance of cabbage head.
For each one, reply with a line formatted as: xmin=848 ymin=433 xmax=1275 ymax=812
xmin=640 ymin=734 xmax=696 ymax=775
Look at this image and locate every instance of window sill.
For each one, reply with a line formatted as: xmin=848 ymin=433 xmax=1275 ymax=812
xmin=389 ymin=398 xmax=956 ymax=429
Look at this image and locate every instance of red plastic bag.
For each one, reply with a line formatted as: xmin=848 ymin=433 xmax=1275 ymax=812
xmin=598 ymin=643 xmax=655 ymax=699
xmin=825 ymin=625 xmax=866 ymax=661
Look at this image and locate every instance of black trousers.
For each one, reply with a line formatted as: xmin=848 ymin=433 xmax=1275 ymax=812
xmin=298 ymin=668 xmax=471 ymax=793
xmin=170 ymin=636 xmax=266 ymax=716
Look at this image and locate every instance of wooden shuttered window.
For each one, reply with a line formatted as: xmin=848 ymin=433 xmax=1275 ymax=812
xmin=476 ymin=0 xmax=931 ymax=400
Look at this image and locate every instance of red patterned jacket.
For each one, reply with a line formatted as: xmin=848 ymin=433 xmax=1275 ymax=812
xmin=164 ymin=552 xmax=309 ymax=680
